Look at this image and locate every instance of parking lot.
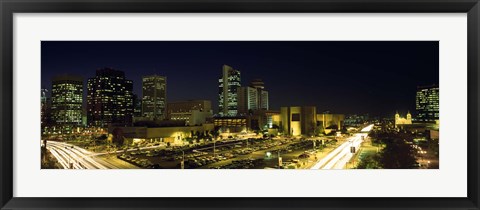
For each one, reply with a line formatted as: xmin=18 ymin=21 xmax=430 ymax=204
xmin=115 ymin=136 xmax=342 ymax=169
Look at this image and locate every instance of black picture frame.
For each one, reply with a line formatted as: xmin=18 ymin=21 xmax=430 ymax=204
xmin=1 ymin=0 xmax=479 ymax=209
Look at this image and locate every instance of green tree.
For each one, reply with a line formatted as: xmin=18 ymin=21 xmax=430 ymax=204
xmin=380 ymin=138 xmax=417 ymax=169
xmin=357 ymin=153 xmax=382 ymax=169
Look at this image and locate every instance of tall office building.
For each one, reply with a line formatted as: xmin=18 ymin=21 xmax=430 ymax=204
xmin=124 ymin=79 xmax=134 ymax=125
xmin=416 ymin=84 xmax=439 ymax=122
xmin=238 ymin=79 xmax=269 ymax=115
xmin=250 ymin=79 xmax=269 ymax=110
xmin=237 ymin=86 xmax=257 ymax=114
xmin=41 ymin=88 xmax=51 ymax=128
xmin=51 ymin=75 xmax=83 ymax=126
xmin=87 ymin=68 xmax=133 ymax=126
xmin=142 ymin=75 xmax=167 ymax=120
xmin=218 ymin=65 xmax=241 ymax=116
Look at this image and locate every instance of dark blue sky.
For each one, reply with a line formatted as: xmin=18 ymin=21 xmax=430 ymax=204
xmin=41 ymin=41 xmax=439 ymax=117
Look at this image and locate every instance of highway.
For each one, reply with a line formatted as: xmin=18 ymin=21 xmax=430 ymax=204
xmin=310 ymin=124 xmax=374 ymax=169
xmin=46 ymin=141 xmax=132 ymax=169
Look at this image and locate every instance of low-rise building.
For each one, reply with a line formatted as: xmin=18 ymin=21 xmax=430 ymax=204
xmin=109 ymin=123 xmax=215 ymax=145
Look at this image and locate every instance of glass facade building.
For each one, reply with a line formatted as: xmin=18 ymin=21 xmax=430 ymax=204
xmin=87 ymin=68 xmax=133 ymax=126
xmin=142 ymin=75 xmax=167 ymax=120
xmin=51 ymin=75 xmax=83 ymax=126
xmin=415 ymin=84 xmax=439 ymax=122
xmin=218 ymin=65 xmax=241 ymax=116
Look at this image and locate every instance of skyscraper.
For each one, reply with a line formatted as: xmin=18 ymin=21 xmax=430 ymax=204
xmin=142 ymin=75 xmax=167 ymax=120
xmin=237 ymin=86 xmax=257 ymax=114
xmin=51 ymin=75 xmax=83 ymax=127
xmin=416 ymin=84 xmax=439 ymax=122
xmin=218 ymin=65 xmax=241 ymax=116
xmin=237 ymin=79 xmax=269 ymax=115
xmin=124 ymin=79 xmax=134 ymax=125
xmin=41 ymin=88 xmax=51 ymax=128
xmin=87 ymin=68 xmax=133 ymax=126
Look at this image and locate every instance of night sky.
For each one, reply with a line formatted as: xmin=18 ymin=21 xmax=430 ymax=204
xmin=41 ymin=41 xmax=439 ymax=117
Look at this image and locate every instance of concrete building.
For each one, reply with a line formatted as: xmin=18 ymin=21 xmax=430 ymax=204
xmin=213 ymin=116 xmax=247 ymax=133
xmin=167 ymin=100 xmax=213 ymax=126
xmin=246 ymin=110 xmax=280 ymax=131
xmin=169 ymin=110 xmax=213 ymax=126
xmin=317 ymin=113 xmax=345 ymax=130
xmin=142 ymin=75 xmax=167 ymax=120
xmin=110 ymin=123 xmax=215 ymax=145
xmin=87 ymin=68 xmax=133 ymax=127
xmin=277 ymin=107 xmax=345 ymax=136
xmin=416 ymin=84 xmax=439 ymax=122
xmin=218 ymin=65 xmax=241 ymax=116
xmin=280 ymin=106 xmax=317 ymax=136
xmin=51 ymin=75 xmax=83 ymax=127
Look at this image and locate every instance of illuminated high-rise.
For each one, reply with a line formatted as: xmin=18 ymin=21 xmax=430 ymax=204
xmin=41 ymin=88 xmax=51 ymax=128
xmin=51 ymin=75 xmax=83 ymax=126
xmin=142 ymin=75 xmax=167 ymax=120
xmin=238 ymin=79 xmax=269 ymax=115
xmin=218 ymin=65 xmax=241 ymax=116
xmin=416 ymin=84 xmax=439 ymax=122
xmin=87 ymin=68 xmax=133 ymax=126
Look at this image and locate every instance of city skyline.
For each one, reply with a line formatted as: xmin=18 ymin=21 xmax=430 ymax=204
xmin=41 ymin=41 xmax=439 ymax=117
xmin=41 ymin=41 xmax=439 ymax=170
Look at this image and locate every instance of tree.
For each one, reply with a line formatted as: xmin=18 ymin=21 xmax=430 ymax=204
xmin=356 ymin=153 xmax=382 ymax=169
xmin=380 ymin=138 xmax=417 ymax=169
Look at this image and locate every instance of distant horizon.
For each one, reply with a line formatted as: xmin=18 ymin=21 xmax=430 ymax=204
xmin=41 ymin=41 xmax=439 ymax=117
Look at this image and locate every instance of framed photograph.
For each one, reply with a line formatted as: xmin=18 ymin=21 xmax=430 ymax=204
xmin=1 ymin=0 xmax=479 ymax=209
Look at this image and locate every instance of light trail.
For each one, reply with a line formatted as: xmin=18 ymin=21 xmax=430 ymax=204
xmin=46 ymin=141 xmax=111 ymax=169
xmin=310 ymin=124 xmax=373 ymax=170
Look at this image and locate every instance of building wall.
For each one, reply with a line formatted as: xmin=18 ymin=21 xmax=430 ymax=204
xmin=317 ymin=113 xmax=345 ymax=130
xmin=280 ymin=107 xmax=303 ymax=136
xmin=301 ymin=106 xmax=317 ymax=136
xmin=280 ymin=106 xmax=319 ymax=136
